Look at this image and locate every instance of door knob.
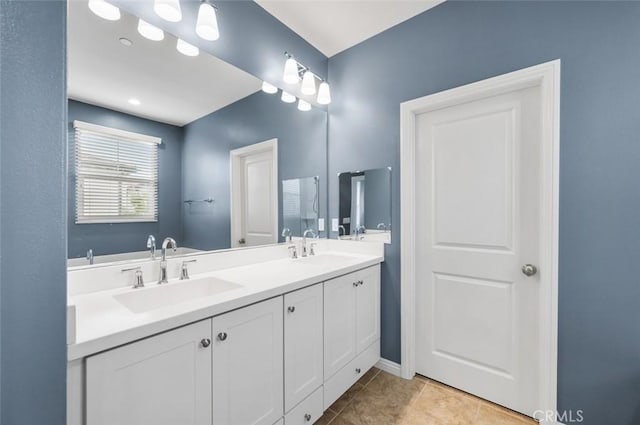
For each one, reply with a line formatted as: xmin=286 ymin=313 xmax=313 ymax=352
xmin=217 ymin=332 xmax=228 ymax=341
xmin=521 ymin=264 xmax=537 ymax=277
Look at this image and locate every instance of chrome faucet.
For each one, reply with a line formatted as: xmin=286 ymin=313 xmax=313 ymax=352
xmin=147 ymin=235 xmax=156 ymax=259
xmin=302 ymin=229 xmax=317 ymax=257
xmin=376 ymin=223 xmax=386 ymax=231
xmin=86 ymin=249 xmax=94 ymax=265
xmin=337 ymin=225 xmax=346 ymax=240
xmin=354 ymin=225 xmax=366 ymax=240
xmin=281 ymin=227 xmax=292 ymax=243
xmin=122 ymin=266 xmax=144 ymax=289
xmin=180 ymin=259 xmax=197 ymax=280
xmin=158 ymin=237 xmax=177 ymax=284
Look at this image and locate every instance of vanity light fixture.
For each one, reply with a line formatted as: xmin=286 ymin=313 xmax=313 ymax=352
xmin=262 ymin=81 xmax=278 ymax=94
xmin=297 ymin=99 xmax=311 ymax=112
xmin=137 ymin=19 xmax=164 ymax=41
xmin=281 ymin=91 xmax=296 ymax=104
xmin=300 ymin=71 xmax=316 ymax=96
xmin=176 ymin=38 xmax=199 ymax=57
xmin=196 ymin=0 xmax=220 ymax=41
xmin=282 ymin=52 xmax=332 ymax=105
xmin=317 ymin=81 xmax=331 ymax=105
xmin=88 ymin=0 xmax=121 ymax=21
xmin=154 ymin=0 xmax=182 ymax=22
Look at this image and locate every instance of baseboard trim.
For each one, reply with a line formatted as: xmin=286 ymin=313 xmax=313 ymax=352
xmin=375 ymin=358 xmax=402 ymax=377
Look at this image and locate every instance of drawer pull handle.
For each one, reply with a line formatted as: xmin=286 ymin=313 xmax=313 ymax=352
xmin=304 ymin=413 xmax=312 ymax=421
xmin=200 ymin=338 xmax=211 ymax=348
xmin=287 ymin=306 xmax=296 ymax=313
xmin=355 ymin=368 xmax=362 ymax=374
xmin=217 ymin=332 xmax=228 ymax=341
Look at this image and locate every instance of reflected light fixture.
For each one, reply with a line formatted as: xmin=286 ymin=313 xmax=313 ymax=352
xmin=317 ymin=81 xmax=331 ymax=105
xmin=88 ymin=0 xmax=121 ymax=21
xmin=154 ymin=0 xmax=182 ymax=22
xmin=196 ymin=1 xmax=220 ymax=41
xmin=283 ymin=57 xmax=299 ymax=84
xmin=281 ymin=91 xmax=296 ymax=103
xmin=297 ymin=99 xmax=311 ymax=112
xmin=137 ymin=19 xmax=164 ymax=41
xmin=176 ymin=39 xmax=199 ymax=57
xmin=128 ymin=98 xmax=141 ymax=106
xmin=262 ymin=81 xmax=278 ymax=94
xmin=300 ymin=71 xmax=316 ymax=96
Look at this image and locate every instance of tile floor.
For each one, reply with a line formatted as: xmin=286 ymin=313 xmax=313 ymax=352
xmin=317 ymin=368 xmax=537 ymax=425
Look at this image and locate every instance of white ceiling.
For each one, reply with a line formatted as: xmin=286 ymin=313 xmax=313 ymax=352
xmin=68 ymin=1 xmax=262 ymax=127
xmin=255 ymin=0 xmax=445 ymax=57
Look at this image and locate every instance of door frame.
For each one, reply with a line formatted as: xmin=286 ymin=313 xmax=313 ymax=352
xmin=230 ymin=138 xmax=278 ymax=248
xmin=399 ymin=60 xmax=560 ymax=416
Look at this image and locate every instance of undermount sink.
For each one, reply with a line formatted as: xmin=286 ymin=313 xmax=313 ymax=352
xmin=296 ymin=253 xmax=360 ymax=267
xmin=114 ymin=277 xmax=243 ymax=314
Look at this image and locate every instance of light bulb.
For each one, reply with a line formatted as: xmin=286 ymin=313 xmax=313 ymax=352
xmin=88 ymin=0 xmax=120 ymax=21
xmin=283 ymin=58 xmax=299 ymax=84
xmin=137 ymin=19 xmax=164 ymax=41
xmin=262 ymin=81 xmax=278 ymax=94
xmin=154 ymin=0 xmax=182 ymax=22
xmin=317 ymin=81 xmax=331 ymax=105
xmin=281 ymin=91 xmax=296 ymax=104
xmin=297 ymin=99 xmax=311 ymax=112
xmin=177 ymin=39 xmax=199 ymax=57
xmin=301 ymin=71 xmax=316 ymax=95
xmin=196 ymin=2 xmax=220 ymax=41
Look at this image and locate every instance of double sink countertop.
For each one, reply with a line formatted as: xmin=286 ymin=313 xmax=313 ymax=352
xmin=68 ymin=245 xmax=383 ymax=361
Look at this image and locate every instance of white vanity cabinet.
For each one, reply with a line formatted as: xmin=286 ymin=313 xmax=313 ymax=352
xmin=284 ymin=283 xmax=324 ymax=413
xmin=212 ymin=296 xmax=284 ymax=425
xmin=85 ymin=319 xmax=212 ymax=425
xmin=323 ymin=265 xmax=381 ymax=409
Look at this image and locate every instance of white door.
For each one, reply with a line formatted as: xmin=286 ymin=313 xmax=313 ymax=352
xmin=86 ymin=319 xmax=212 ymax=425
xmin=212 ymin=297 xmax=283 ymax=425
xmin=231 ymin=139 xmax=278 ymax=248
xmin=415 ymin=85 xmax=543 ymax=415
xmin=284 ymin=284 xmax=323 ymax=412
xmin=355 ymin=265 xmax=381 ymax=354
xmin=324 ymin=273 xmax=357 ymax=378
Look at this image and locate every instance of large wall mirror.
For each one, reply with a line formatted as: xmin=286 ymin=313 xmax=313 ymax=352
xmin=67 ymin=2 xmax=327 ymax=267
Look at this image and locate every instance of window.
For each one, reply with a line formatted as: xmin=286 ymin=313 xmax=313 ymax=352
xmin=74 ymin=120 xmax=160 ymax=224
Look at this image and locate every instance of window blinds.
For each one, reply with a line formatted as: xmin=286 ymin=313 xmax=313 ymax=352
xmin=74 ymin=120 xmax=161 ymax=224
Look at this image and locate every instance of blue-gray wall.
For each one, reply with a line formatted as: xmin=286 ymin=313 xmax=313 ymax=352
xmin=363 ymin=168 xmax=391 ymax=230
xmin=182 ymin=91 xmax=327 ymax=250
xmin=328 ymin=1 xmax=640 ymax=423
xmin=0 ymin=1 xmax=67 ymax=424
xmin=67 ymin=100 xmax=184 ymax=258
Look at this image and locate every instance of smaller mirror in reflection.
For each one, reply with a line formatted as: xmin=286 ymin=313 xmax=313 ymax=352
xmin=337 ymin=167 xmax=391 ymax=244
xmin=282 ymin=176 xmax=320 ymax=239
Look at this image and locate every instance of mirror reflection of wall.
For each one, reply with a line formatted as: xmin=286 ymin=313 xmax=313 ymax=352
xmin=336 ymin=167 xmax=391 ymax=244
xmin=66 ymin=2 xmax=327 ymax=267
xmin=282 ymin=176 xmax=320 ymax=238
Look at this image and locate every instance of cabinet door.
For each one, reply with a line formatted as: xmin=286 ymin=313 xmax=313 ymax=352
xmin=284 ymin=284 xmax=323 ymax=412
xmin=324 ymin=273 xmax=357 ymax=378
xmin=356 ymin=265 xmax=381 ymax=353
xmin=212 ymin=297 xmax=284 ymax=425
xmin=86 ymin=319 xmax=212 ymax=425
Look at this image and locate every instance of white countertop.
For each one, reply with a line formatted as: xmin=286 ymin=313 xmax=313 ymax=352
xmin=68 ymin=249 xmax=383 ymax=361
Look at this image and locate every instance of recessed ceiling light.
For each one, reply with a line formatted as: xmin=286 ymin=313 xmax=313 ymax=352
xmin=128 ymin=98 xmax=141 ymax=106
xmin=119 ymin=37 xmax=133 ymax=47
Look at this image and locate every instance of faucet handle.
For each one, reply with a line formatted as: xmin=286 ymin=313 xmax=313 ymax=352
xmin=121 ymin=266 xmax=144 ymax=288
xmin=288 ymin=245 xmax=298 ymax=259
xmin=309 ymin=242 xmax=317 ymax=256
xmin=180 ymin=259 xmax=197 ymax=280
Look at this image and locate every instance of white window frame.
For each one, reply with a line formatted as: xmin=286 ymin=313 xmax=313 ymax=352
xmin=73 ymin=120 xmax=161 ymax=224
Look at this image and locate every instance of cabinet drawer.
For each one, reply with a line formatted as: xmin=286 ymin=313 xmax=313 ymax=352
xmin=323 ymin=339 xmax=380 ymax=410
xmin=285 ymin=386 xmax=323 ymax=425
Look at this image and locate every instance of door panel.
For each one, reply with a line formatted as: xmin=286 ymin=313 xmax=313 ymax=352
xmin=212 ymin=297 xmax=283 ymax=425
xmin=86 ymin=320 xmax=212 ymax=425
xmin=242 ymin=151 xmax=275 ymax=246
xmin=415 ymin=87 xmax=541 ymax=416
xmin=324 ymin=274 xmax=357 ymax=378
xmin=355 ymin=266 xmax=380 ymax=354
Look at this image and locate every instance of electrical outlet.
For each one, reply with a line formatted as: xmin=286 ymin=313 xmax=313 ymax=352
xmin=332 ymin=218 xmax=339 ymax=232
xmin=318 ymin=218 xmax=325 ymax=232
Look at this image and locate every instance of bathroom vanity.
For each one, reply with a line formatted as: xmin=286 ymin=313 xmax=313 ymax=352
xmin=67 ymin=239 xmax=383 ymax=425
